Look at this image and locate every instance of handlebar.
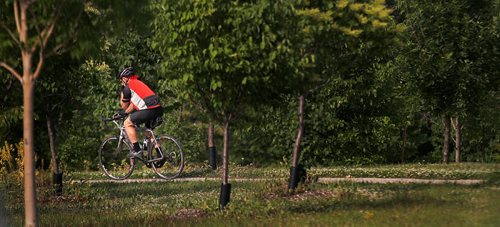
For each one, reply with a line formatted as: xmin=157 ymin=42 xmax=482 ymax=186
xmin=101 ymin=113 xmax=128 ymax=123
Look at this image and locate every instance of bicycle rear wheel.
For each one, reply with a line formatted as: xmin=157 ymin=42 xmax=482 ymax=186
xmin=98 ymin=137 xmax=135 ymax=180
xmin=152 ymin=135 xmax=184 ymax=180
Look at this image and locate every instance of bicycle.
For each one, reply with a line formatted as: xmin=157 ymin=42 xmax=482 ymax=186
xmin=98 ymin=114 xmax=184 ymax=180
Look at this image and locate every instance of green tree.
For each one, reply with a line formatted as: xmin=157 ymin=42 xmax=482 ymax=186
xmin=152 ymin=0 xmax=300 ymax=207
xmin=286 ymin=0 xmax=401 ymax=169
xmin=0 ymin=1 xmax=96 ymax=224
xmin=0 ymin=1 xmax=151 ymax=224
xmin=396 ymin=0 xmax=499 ymax=163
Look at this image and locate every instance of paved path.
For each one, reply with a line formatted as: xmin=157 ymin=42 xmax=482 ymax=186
xmin=316 ymin=177 xmax=485 ymax=185
xmin=79 ymin=177 xmax=485 ymax=185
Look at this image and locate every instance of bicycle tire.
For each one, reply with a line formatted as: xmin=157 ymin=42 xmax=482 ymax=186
xmin=152 ymin=135 xmax=184 ymax=180
xmin=98 ymin=137 xmax=135 ymax=180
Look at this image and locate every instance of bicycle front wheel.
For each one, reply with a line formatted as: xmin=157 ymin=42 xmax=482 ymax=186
xmin=98 ymin=137 xmax=135 ymax=180
xmin=152 ymin=135 xmax=184 ymax=180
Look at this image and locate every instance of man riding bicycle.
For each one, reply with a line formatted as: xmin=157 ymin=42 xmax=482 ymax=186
xmin=116 ymin=66 xmax=163 ymax=159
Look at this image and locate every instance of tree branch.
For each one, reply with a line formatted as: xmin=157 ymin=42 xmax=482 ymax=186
xmin=47 ymin=10 xmax=82 ymax=58
xmin=13 ymin=0 xmax=21 ymax=35
xmin=195 ymin=79 xmax=220 ymax=121
xmin=53 ymin=5 xmax=84 ymax=56
xmin=30 ymin=10 xmax=44 ymax=53
xmin=0 ymin=22 xmax=21 ymax=47
xmin=33 ymin=1 xmax=66 ymax=79
xmin=33 ymin=47 xmax=44 ymax=79
xmin=451 ymin=116 xmax=458 ymax=131
xmin=32 ymin=1 xmax=63 ymax=53
xmin=27 ymin=0 xmax=39 ymax=6
xmin=0 ymin=62 xmax=23 ymax=83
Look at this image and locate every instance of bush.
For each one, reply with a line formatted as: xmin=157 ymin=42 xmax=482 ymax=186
xmin=0 ymin=140 xmax=24 ymax=183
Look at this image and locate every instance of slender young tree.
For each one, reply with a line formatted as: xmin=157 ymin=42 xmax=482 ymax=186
xmin=152 ymin=0 xmax=299 ymax=208
xmin=0 ymin=1 xmax=149 ymax=224
xmin=0 ymin=1 xmax=71 ymax=224
xmin=287 ymin=0 xmax=400 ymax=188
xmin=207 ymin=123 xmax=217 ymax=169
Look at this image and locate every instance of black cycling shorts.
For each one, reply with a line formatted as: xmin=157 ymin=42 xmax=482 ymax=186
xmin=129 ymin=107 xmax=163 ymax=128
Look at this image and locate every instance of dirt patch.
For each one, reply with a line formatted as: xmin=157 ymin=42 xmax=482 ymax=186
xmin=174 ymin=208 xmax=206 ymax=219
xmin=355 ymin=188 xmax=393 ymax=201
xmin=288 ymin=189 xmax=337 ymax=201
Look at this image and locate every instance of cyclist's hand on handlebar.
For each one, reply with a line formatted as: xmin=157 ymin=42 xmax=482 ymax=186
xmin=112 ymin=109 xmax=127 ymax=119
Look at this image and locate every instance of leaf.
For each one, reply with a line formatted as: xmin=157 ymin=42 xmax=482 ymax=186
xmin=210 ymin=80 xmax=220 ymax=91
xmin=210 ymin=49 xmax=218 ymax=59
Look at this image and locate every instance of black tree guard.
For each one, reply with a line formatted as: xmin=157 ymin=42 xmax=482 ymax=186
xmin=53 ymin=172 xmax=63 ymax=196
xmin=219 ymin=183 xmax=231 ymax=209
xmin=288 ymin=165 xmax=306 ymax=190
xmin=208 ymin=146 xmax=217 ymax=170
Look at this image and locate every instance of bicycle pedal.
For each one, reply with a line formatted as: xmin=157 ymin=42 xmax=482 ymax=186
xmin=154 ymin=158 xmax=167 ymax=168
xmin=129 ymin=151 xmax=143 ymax=159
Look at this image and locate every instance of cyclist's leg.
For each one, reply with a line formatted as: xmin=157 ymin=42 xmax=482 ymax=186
xmin=149 ymin=108 xmax=164 ymax=152
xmin=129 ymin=109 xmax=162 ymax=152
xmin=124 ymin=117 xmax=141 ymax=154
xmin=138 ymin=107 xmax=165 ymax=164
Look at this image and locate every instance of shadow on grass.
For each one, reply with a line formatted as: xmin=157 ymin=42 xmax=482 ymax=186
xmin=286 ymin=193 xmax=452 ymax=214
xmin=284 ymin=182 xmax=476 ymax=214
xmin=486 ymin=171 xmax=500 ymax=185
xmin=85 ymin=180 xmax=220 ymax=199
xmin=0 ymin=192 xmax=10 ymax=226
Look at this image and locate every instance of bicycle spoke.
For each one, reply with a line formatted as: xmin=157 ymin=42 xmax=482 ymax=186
xmin=152 ymin=136 xmax=184 ymax=179
xmin=99 ymin=137 xmax=135 ymax=180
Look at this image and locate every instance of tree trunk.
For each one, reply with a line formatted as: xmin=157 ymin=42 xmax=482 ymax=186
xmin=208 ymin=123 xmax=217 ymax=169
xmin=453 ymin=117 xmax=461 ymax=163
xmin=401 ymin=127 xmax=407 ymax=164
xmin=47 ymin=111 xmax=63 ymax=196
xmin=23 ymin=77 xmax=37 ymax=227
xmin=222 ymin=121 xmax=229 ymax=185
xmin=46 ymin=112 xmax=60 ymax=175
xmin=208 ymin=123 xmax=215 ymax=148
xmin=219 ymin=120 xmax=231 ymax=209
xmin=442 ymin=115 xmax=451 ymax=164
xmin=289 ymin=95 xmax=305 ymax=190
xmin=292 ymin=95 xmax=305 ymax=168
xmin=16 ymin=0 xmax=38 ymax=224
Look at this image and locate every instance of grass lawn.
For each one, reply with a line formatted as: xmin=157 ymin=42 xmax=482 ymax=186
xmin=1 ymin=163 xmax=498 ymax=226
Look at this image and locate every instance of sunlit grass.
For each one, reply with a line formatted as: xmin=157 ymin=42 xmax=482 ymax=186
xmin=69 ymin=162 xmax=499 ymax=181
xmin=0 ymin=163 xmax=498 ymax=226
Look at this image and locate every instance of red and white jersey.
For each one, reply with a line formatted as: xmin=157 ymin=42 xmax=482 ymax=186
xmin=122 ymin=76 xmax=161 ymax=110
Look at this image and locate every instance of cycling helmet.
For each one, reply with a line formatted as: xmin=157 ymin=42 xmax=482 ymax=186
xmin=118 ymin=66 xmax=134 ymax=78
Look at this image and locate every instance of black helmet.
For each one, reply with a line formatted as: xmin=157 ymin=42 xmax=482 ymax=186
xmin=118 ymin=66 xmax=134 ymax=78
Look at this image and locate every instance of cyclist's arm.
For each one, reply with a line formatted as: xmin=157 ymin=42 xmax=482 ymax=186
xmin=120 ymin=86 xmax=134 ymax=113
xmin=124 ymin=102 xmax=134 ymax=114
xmin=120 ymin=93 xmax=128 ymax=109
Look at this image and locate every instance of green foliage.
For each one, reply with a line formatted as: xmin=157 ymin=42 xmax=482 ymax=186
xmin=56 ymin=60 xmax=114 ymax=171
xmin=0 ymin=74 xmax=22 ymax=143
xmin=394 ymin=0 xmax=500 ymax=161
xmin=152 ymin=0 xmax=298 ymax=123
xmin=1 ymin=0 xmax=498 ymax=170
xmin=397 ymin=0 xmax=498 ymax=115
xmin=229 ymin=0 xmax=403 ymax=166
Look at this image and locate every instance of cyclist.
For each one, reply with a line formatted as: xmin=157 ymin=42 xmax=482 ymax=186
xmin=116 ymin=66 xmax=163 ymax=159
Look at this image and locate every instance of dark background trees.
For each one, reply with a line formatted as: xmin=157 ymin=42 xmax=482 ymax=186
xmin=0 ymin=0 xmax=497 ymax=181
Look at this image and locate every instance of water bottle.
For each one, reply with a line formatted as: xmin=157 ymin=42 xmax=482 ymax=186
xmin=142 ymin=138 xmax=148 ymax=151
